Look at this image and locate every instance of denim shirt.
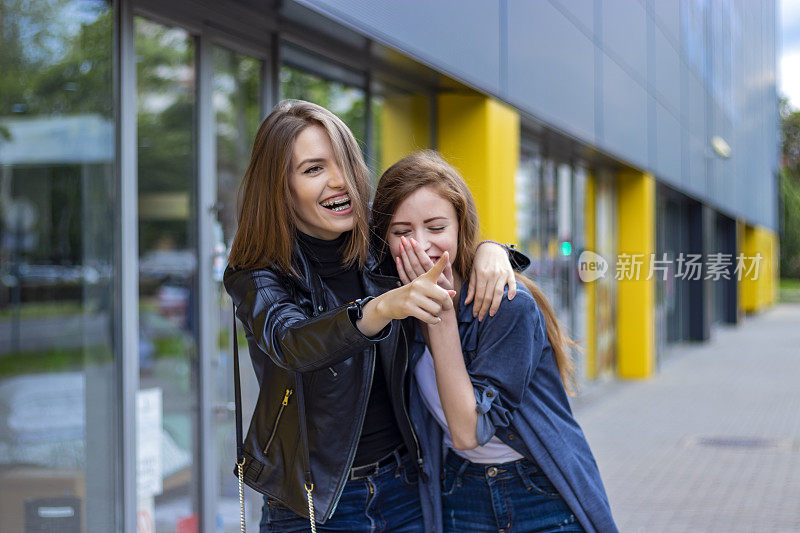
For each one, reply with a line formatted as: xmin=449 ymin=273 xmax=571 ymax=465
xmin=408 ymin=282 xmax=619 ymax=533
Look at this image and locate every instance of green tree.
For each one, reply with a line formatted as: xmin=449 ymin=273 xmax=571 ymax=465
xmin=0 ymin=0 xmax=114 ymax=265
xmin=280 ymin=65 xmax=367 ymax=147
xmin=780 ymin=96 xmax=800 ymax=278
xmin=0 ymin=0 xmax=112 ymax=117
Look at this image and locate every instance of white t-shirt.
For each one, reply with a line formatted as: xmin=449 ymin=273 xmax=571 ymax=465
xmin=414 ymin=346 xmax=524 ymax=464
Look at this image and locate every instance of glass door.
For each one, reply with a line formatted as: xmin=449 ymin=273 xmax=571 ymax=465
xmin=210 ymin=44 xmax=264 ymax=532
xmin=593 ymin=170 xmax=617 ymax=378
xmin=135 ymin=16 xmax=199 ymax=532
xmin=0 ymin=2 xmax=118 ymax=531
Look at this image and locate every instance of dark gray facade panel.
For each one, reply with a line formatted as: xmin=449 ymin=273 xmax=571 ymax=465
xmin=653 ymin=0 xmax=680 ymax=41
xmin=654 ymin=25 xmax=680 ymax=114
xmin=686 ymin=74 xmax=708 ymax=200
xmin=683 ymin=133 xmax=706 ymax=200
xmin=549 ymin=0 xmax=595 ymax=36
xmin=601 ymin=0 xmax=647 ymax=82
xmin=291 ymin=0 xmax=778 ymax=230
xmin=686 ymin=73 xmax=705 ymax=138
xmin=601 ymin=54 xmax=648 ymax=169
xmin=712 ymin=104 xmax=732 ymax=209
xmin=293 ymin=0 xmax=502 ymax=94
xmin=655 ymin=102 xmax=681 ymax=186
xmin=708 ymin=157 xmax=722 ymax=214
xmin=507 ymin=0 xmax=595 ymax=142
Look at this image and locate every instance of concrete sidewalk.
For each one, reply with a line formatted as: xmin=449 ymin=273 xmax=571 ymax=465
xmin=572 ymin=304 xmax=800 ymax=533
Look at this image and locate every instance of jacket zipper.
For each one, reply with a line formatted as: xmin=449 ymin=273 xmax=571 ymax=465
xmin=263 ymin=388 xmax=293 ymax=454
xmin=363 ymin=271 xmax=427 ymax=476
xmin=323 ymin=345 xmax=375 ymax=521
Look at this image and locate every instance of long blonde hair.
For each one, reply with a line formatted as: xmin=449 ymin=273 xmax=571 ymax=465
xmin=373 ymin=150 xmax=578 ymax=395
xmin=228 ymin=100 xmax=370 ymax=276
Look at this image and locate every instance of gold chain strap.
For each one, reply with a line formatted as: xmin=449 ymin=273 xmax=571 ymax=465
xmin=237 ymin=458 xmax=246 ymax=533
xmin=305 ymin=483 xmax=316 ymax=533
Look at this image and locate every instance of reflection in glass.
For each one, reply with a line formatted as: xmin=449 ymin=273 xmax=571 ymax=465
xmin=135 ymin=16 xmax=198 ymax=532
xmin=0 ymin=0 xmax=116 ymax=530
xmin=517 ymin=152 xmax=585 ymax=362
xmin=371 ymin=80 xmax=431 ymax=178
xmin=516 ymin=149 xmax=542 ymax=257
xmin=213 ymin=45 xmax=262 ymax=532
xmin=280 ymin=65 xmax=366 ymax=149
xmin=593 ymin=172 xmax=617 ymax=377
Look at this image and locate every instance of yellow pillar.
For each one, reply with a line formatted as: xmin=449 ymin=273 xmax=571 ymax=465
xmin=736 ymin=220 xmax=745 ymax=318
xmin=616 ymin=170 xmax=656 ymax=379
xmin=741 ymin=224 xmax=757 ymax=312
xmin=741 ymin=224 xmax=779 ymax=312
xmin=437 ymin=93 xmax=520 ymax=242
xmin=584 ymin=173 xmax=597 ymax=380
xmin=771 ymin=232 xmax=780 ymax=304
xmin=378 ymin=95 xmax=430 ymax=175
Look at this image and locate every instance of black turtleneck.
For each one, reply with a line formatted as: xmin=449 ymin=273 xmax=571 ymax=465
xmin=297 ymin=231 xmax=403 ymax=466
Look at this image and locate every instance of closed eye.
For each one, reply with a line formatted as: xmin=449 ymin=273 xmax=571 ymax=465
xmin=428 ymin=226 xmax=446 ymax=232
xmin=392 ymin=230 xmax=411 ymax=236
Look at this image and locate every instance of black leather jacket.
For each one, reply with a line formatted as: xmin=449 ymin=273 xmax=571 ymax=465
xmin=224 ymin=241 xmax=421 ymax=523
xmin=224 ymin=240 xmax=530 ymax=524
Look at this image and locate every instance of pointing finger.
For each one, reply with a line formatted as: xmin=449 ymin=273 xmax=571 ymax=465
xmin=423 ymin=251 xmax=448 ymax=281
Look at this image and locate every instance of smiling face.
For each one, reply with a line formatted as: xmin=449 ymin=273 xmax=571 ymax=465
xmin=387 ymin=186 xmax=459 ymax=267
xmin=289 ymin=124 xmax=354 ymax=240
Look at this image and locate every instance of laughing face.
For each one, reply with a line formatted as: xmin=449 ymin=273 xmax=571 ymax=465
xmin=289 ymin=124 xmax=355 ymax=240
xmin=387 ymin=186 xmax=459 ymax=268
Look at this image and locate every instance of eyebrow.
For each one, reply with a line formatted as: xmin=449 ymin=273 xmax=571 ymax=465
xmin=390 ymin=216 xmax=448 ymax=227
xmin=296 ymin=158 xmax=326 ymax=170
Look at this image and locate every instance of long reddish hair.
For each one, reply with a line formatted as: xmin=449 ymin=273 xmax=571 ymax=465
xmin=228 ymin=100 xmax=370 ymax=275
xmin=372 ymin=151 xmax=578 ymax=395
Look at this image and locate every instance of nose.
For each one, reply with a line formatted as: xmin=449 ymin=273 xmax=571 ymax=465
xmin=415 ymin=236 xmax=432 ymax=253
xmin=327 ymin=168 xmax=346 ymax=190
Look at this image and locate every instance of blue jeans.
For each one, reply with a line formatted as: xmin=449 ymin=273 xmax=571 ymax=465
xmin=260 ymin=449 xmax=424 ymax=532
xmin=441 ymin=450 xmax=584 ymax=533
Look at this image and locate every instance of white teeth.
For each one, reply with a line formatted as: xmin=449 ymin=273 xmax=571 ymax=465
xmin=321 ymin=195 xmax=350 ymax=207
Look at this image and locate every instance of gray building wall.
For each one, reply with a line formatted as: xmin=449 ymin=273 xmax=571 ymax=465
xmin=293 ymin=0 xmax=779 ymax=231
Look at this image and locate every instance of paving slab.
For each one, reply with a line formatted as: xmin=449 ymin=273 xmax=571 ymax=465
xmin=572 ymin=304 xmax=800 ymax=533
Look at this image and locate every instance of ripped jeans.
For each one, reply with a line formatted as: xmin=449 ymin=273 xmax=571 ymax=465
xmin=441 ymin=449 xmax=584 ymax=533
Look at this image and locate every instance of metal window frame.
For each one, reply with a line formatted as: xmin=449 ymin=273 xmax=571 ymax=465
xmin=120 ymin=1 xmax=276 ymax=531
xmin=196 ymin=32 xmax=216 ymax=533
xmin=116 ymin=1 xmax=138 ymax=532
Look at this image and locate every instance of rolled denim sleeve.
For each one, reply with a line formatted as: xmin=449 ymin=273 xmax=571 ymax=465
xmin=467 ymin=289 xmax=546 ymax=446
xmin=474 ymin=382 xmax=514 ymax=445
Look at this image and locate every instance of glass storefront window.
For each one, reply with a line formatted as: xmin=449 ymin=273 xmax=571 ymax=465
xmin=135 ymin=16 xmax=198 ymax=531
xmin=0 ymin=1 xmax=117 ymax=530
xmin=212 ymin=44 xmax=263 ymax=533
xmin=593 ymin=170 xmax=617 ymax=377
xmin=516 ymin=149 xmax=542 ymax=257
xmin=279 ymin=64 xmax=367 ymax=150
xmin=371 ymin=80 xmax=431 ymax=178
xmin=517 ymin=146 xmax=589 ymax=376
